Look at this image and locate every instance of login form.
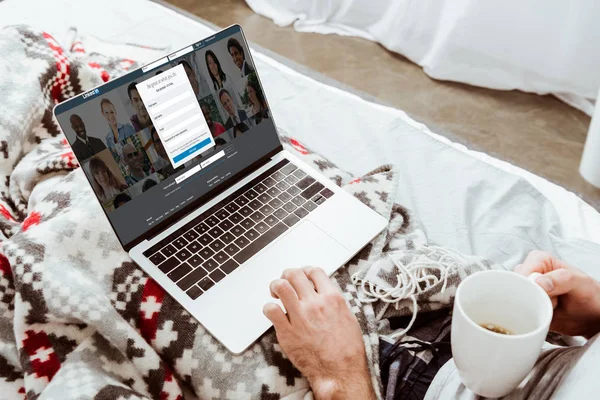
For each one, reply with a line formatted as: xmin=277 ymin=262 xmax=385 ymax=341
xmin=136 ymin=64 xmax=215 ymax=168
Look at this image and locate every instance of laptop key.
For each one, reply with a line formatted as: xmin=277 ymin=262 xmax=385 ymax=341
xmin=239 ymin=206 xmax=253 ymax=217
xmin=296 ymin=176 xmax=316 ymax=190
xmin=280 ymin=163 xmax=297 ymax=176
xmin=257 ymin=193 xmax=271 ymax=204
xmin=149 ymin=252 xmax=166 ymax=265
xmin=287 ymin=186 xmax=301 ymax=196
xmin=198 ymin=277 xmax=215 ymax=292
xmin=219 ymin=219 xmax=234 ymax=231
xmin=263 ymin=177 xmax=277 ymax=187
xmin=294 ymin=207 xmax=309 ymax=219
xmin=183 ymin=230 xmax=199 ymax=242
xmin=285 ymin=175 xmax=299 ymax=185
xmin=168 ymin=263 xmax=192 ymax=282
xmin=266 ymin=186 xmax=281 ymax=198
xmin=271 ymin=171 xmax=285 ymax=181
xmin=240 ymin=218 xmax=255 ymax=229
xmin=177 ymin=267 xmax=207 ymax=291
xmin=234 ymin=223 xmax=288 ymax=264
xmin=209 ymin=226 xmax=224 ymax=238
xmin=321 ymin=188 xmax=335 ymax=199
xmin=259 ymin=204 xmax=274 ymax=216
xmin=161 ymin=244 xmax=177 ymax=257
xmin=234 ymin=235 xmax=250 ymax=249
xmin=199 ymin=247 xmax=215 ymax=259
xmin=202 ymin=258 xmax=219 ymax=272
xmin=255 ymin=221 xmax=270 ymax=234
xmin=205 ymin=215 xmax=220 ymax=227
xmin=224 ymin=243 xmax=240 ymax=257
xmin=291 ymin=196 xmax=305 ymax=206
xmin=195 ymin=223 xmax=209 ymax=235
xmin=216 ymin=209 xmax=229 ymax=220
xmin=293 ymin=169 xmax=307 ymax=179
xmin=188 ymin=254 xmax=203 ymax=268
xmin=248 ymin=199 xmax=262 ymax=210
xmin=273 ymin=208 xmax=288 ymax=220
xmin=198 ymin=234 xmax=213 ymax=246
xmin=225 ymin=202 xmax=240 ymax=213
xmin=276 ymin=181 xmax=290 ymax=191
xmin=245 ymin=228 xmax=259 ymax=241
xmin=172 ymin=236 xmax=188 ymax=250
xmin=249 ymin=211 xmax=265 ymax=223
xmin=303 ymin=201 xmax=317 ymax=212
xmin=186 ymin=285 xmax=203 ymax=299
xmin=229 ymin=212 xmax=243 ymax=224
xmin=176 ymin=248 xmax=192 ymax=262
xmin=187 ymin=240 xmax=201 ymax=253
xmin=283 ymin=214 xmax=301 ymax=227
xmin=254 ymin=182 xmax=267 ymax=193
xmin=283 ymin=202 xmax=297 ymax=213
xmin=231 ymin=225 xmax=245 ymax=237
xmin=269 ymin=197 xmax=283 ymax=209
xmin=214 ymin=251 xmax=228 ymax=264
xmin=301 ymin=182 xmax=325 ymax=200
xmin=158 ymin=257 xmax=180 ymax=274
xmin=220 ymin=232 xmax=235 ymax=244
xmin=245 ymin=189 xmax=258 ymax=200
xmin=210 ymin=269 xmax=226 ymax=283
xmin=221 ymin=259 xmax=240 ymax=274
xmin=265 ymin=214 xmax=278 ymax=226
xmin=278 ymin=192 xmax=292 ymax=202
xmin=235 ymin=195 xmax=249 ymax=207
xmin=209 ymin=239 xmax=225 ymax=252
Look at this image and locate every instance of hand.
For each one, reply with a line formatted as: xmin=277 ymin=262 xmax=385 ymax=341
xmin=515 ymin=250 xmax=600 ymax=338
xmin=263 ymin=267 xmax=376 ymax=400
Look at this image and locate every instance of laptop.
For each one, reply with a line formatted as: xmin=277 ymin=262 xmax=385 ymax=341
xmin=53 ymin=25 xmax=387 ymax=354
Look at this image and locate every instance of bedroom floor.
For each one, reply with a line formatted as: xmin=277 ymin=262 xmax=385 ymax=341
xmin=166 ymin=0 xmax=600 ymax=210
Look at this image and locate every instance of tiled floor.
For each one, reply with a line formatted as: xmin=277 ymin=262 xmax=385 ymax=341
xmin=166 ymin=0 xmax=600 ymax=209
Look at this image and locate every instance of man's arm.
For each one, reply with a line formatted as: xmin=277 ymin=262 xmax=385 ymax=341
xmin=263 ymin=267 xmax=376 ymax=400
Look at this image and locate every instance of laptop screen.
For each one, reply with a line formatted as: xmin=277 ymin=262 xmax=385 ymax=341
xmin=54 ymin=25 xmax=281 ymax=249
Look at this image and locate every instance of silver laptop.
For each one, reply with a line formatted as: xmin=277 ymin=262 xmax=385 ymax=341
xmin=54 ymin=25 xmax=387 ymax=354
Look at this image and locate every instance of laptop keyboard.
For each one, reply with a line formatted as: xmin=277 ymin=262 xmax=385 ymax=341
xmin=142 ymin=160 xmax=335 ymax=300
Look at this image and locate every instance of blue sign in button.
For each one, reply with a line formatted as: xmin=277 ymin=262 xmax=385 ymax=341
xmin=172 ymin=137 xmax=213 ymax=164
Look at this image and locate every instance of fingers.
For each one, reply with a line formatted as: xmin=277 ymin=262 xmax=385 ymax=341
xmin=516 ymin=250 xmax=554 ymax=276
xmin=516 ymin=250 xmax=571 ymax=277
xmin=263 ymin=302 xmax=289 ymax=331
xmin=534 ymin=268 xmax=581 ymax=297
xmin=303 ymin=267 xmax=334 ymax=294
xmin=282 ymin=268 xmax=316 ymax=300
xmin=270 ymin=279 xmax=300 ymax=314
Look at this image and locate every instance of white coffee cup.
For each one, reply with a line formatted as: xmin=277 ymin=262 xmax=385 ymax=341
xmin=451 ymin=270 xmax=553 ymax=398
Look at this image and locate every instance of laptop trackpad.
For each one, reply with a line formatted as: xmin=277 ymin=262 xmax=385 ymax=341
xmin=199 ymin=221 xmax=350 ymax=353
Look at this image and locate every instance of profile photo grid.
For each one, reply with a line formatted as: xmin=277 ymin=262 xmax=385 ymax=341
xmin=59 ymin=31 xmax=270 ymax=214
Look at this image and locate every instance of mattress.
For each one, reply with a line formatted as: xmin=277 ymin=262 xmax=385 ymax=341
xmin=2 ymin=0 xmax=598 ymax=277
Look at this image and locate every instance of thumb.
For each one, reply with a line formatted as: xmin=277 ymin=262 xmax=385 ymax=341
xmin=535 ymin=268 xmax=578 ymax=297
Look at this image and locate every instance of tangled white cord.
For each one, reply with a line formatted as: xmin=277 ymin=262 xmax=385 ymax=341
xmin=351 ymin=246 xmax=486 ymax=339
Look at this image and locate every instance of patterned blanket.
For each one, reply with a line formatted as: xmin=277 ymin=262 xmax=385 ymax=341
xmin=0 ymin=26 xmax=494 ymax=399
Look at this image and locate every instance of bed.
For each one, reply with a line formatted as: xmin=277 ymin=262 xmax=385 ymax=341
xmin=2 ymin=0 xmax=599 ymax=274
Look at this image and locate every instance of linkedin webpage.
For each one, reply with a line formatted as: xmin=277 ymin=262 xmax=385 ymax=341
xmin=55 ymin=26 xmax=280 ymax=246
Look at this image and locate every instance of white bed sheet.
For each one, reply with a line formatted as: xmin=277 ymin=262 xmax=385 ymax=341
xmin=2 ymin=0 xmax=599 ymax=276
